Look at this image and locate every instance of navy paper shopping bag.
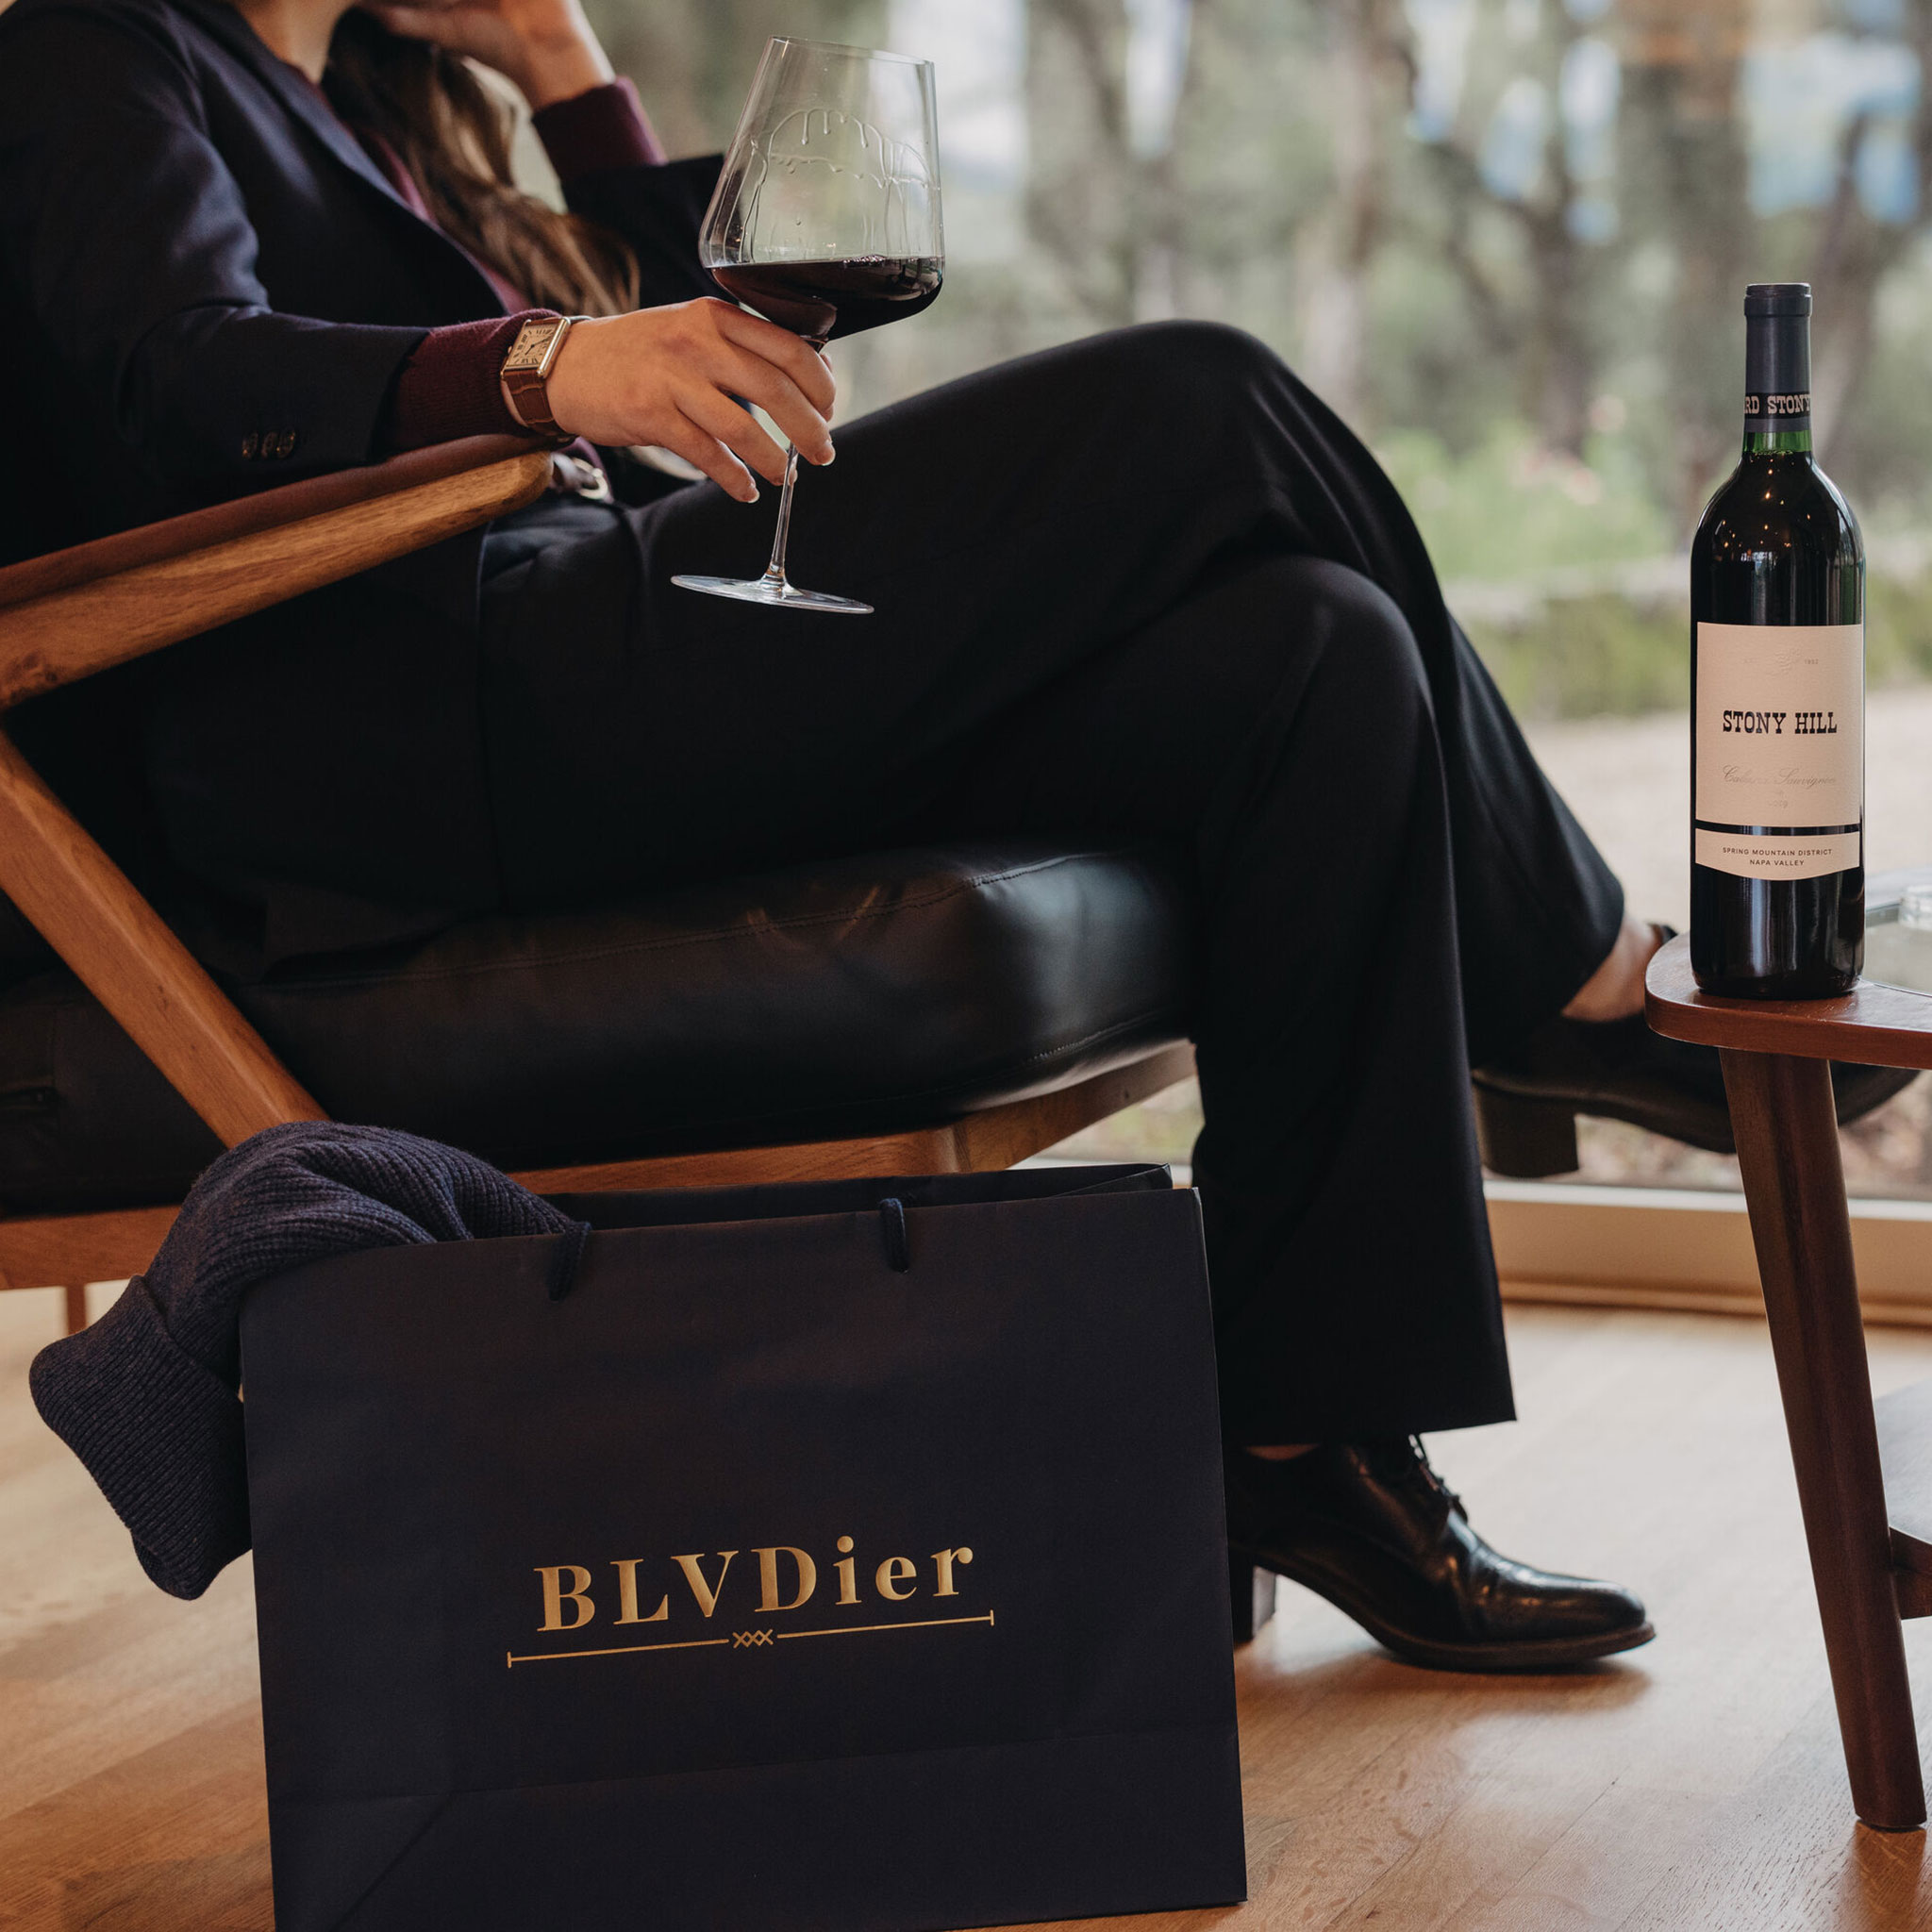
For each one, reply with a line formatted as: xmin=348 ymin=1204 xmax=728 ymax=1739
xmin=241 ymin=1163 xmax=1246 ymax=1932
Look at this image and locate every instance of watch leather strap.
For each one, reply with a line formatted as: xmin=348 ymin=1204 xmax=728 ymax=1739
xmin=502 ymin=314 xmax=588 ymax=437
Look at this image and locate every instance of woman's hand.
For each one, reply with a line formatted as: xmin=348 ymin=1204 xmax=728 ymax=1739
xmin=540 ymin=300 xmax=837 ymax=503
xmin=360 ymin=0 xmax=612 ymax=109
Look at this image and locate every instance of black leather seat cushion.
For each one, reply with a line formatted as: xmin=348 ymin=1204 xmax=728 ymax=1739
xmin=0 ymin=841 xmax=1195 ymax=1214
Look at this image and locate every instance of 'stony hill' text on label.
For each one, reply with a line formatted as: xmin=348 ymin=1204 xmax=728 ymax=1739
xmin=1719 ymin=710 xmax=1839 ymax=735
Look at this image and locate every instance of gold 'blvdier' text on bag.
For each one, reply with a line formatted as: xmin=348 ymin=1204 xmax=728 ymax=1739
xmin=241 ymin=1164 xmax=1246 ymax=1932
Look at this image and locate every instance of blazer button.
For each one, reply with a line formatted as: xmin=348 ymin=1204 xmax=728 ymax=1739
xmin=241 ymin=432 xmax=259 ymax=459
xmin=274 ymin=430 xmax=298 ymax=458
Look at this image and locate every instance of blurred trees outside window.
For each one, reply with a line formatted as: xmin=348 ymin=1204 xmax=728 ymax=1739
xmin=590 ymin=0 xmax=1932 ymax=558
xmin=582 ymin=0 xmax=1932 ymax=1192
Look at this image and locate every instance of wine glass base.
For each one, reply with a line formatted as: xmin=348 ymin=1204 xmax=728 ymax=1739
xmin=672 ymin=573 xmax=874 ymax=615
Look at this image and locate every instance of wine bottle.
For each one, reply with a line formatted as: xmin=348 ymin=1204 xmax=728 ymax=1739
xmin=1690 ymin=282 xmax=1865 ymax=997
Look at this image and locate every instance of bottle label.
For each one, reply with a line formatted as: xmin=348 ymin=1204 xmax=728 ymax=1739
xmin=1693 ymin=621 xmax=1862 ymax=880
xmin=1743 ymin=390 xmax=1811 ymax=433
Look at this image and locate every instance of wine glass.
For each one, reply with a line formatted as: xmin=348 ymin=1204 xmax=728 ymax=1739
xmin=672 ymin=39 xmax=944 ymax=616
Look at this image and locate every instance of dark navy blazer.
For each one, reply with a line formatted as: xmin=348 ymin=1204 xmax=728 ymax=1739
xmin=0 ymin=0 xmax=719 ymax=958
xmin=0 ymin=0 xmax=718 ymax=555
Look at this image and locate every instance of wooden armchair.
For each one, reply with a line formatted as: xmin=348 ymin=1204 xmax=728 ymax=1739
xmin=0 ymin=439 xmax=1194 ymax=1332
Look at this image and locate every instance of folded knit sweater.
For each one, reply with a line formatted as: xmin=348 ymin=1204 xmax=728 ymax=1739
xmin=29 ymin=1122 xmax=582 ymax=1599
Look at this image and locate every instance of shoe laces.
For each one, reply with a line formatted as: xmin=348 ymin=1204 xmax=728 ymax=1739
xmin=1366 ymin=1435 xmax=1465 ymax=1521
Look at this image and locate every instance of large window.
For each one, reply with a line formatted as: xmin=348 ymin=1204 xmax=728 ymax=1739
xmin=584 ymin=0 xmax=1932 ymax=1194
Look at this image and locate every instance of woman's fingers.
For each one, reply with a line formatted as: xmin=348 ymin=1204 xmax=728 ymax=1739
xmin=658 ymin=412 xmax=759 ymax=503
xmin=712 ymin=345 xmax=835 ymax=465
xmin=712 ymin=307 xmax=837 ymax=418
xmin=360 ymin=0 xmax=494 ymax=49
xmin=542 ymin=302 xmax=838 ymax=491
xmin=358 ymin=2 xmax=438 ymax=33
xmin=681 ymin=386 xmax=794 ymax=488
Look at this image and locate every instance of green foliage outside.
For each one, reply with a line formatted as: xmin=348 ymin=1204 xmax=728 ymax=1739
xmin=1377 ymin=425 xmax=1675 ymax=582
xmin=1461 ymin=593 xmax=1685 ymax=722
xmin=1379 ymin=422 xmax=1932 ymax=719
xmin=1455 ymin=570 xmax=1932 ymax=724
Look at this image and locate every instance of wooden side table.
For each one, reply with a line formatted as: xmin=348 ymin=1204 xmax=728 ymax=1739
xmin=1647 ymin=934 xmax=1932 ymax=1831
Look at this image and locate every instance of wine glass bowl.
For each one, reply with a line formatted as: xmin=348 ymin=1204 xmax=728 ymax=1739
xmin=672 ymin=40 xmax=943 ymax=615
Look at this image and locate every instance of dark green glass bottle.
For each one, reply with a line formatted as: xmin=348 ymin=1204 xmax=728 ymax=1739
xmin=1690 ymin=283 xmax=1865 ymax=996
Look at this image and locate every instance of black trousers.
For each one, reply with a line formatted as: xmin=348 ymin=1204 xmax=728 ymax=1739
xmin=479 ymin=322 xmax=1624 ymax=1443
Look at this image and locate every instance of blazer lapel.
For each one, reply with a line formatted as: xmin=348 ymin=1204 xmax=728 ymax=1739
xmin=264 ymin=67 xmax=421 ymax=213
xmin=167 ymin=0 xmax=410 ymax=208
xmin=164 ymin=0 xmax=508 ymax=316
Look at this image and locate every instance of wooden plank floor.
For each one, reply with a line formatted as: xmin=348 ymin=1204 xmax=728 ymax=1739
xmin=10 ymin=1291 xmax=1932 ymax=1929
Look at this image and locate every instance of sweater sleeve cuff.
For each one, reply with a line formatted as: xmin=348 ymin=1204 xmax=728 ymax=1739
xmin=382 ymin=311 xmax=554 ymax=453
xmin=532 ymin=76 xmax=667 ymax=181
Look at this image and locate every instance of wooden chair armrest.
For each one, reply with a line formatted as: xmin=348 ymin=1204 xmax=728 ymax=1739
xmin=0 ymin=731 xmax=322 ymax=1141
xmin=0 ymin=433 xmax=553 ymax=1146
xmin=0 ymin=433 xmax=553 ymax=709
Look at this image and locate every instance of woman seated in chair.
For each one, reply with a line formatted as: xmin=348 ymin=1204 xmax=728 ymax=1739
xmin=3 ymin=0 xmax=1907 ymax=1672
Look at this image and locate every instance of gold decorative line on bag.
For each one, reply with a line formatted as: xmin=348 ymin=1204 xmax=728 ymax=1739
xmin=506 ymin=1636 xmax=729 ymax=1667
xmin=506 ymin=1609 xmax=994 ymax=1668
xmin=776 ymin=1611 xmax=995 ymax=1642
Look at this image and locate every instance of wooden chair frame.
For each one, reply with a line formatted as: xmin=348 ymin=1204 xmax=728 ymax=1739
xmin=0 ymin=439 xmax=1192 ymax=1331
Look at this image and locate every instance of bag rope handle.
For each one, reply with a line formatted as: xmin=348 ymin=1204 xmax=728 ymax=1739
xmin=546 ymin=1220 xmax=593 ymax=1302
xmin=878 ymin=1197 xmax=911 ymax=1273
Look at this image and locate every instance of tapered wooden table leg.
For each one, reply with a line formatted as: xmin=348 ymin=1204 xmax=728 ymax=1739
xmin=1723 ymin=1048 xmax=1925 ymax=1830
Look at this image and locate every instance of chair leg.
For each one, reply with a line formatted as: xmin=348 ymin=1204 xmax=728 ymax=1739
xmin=62 ymin=1282 xmax=87 ymax=1335
xmin=1723 ymin=1048 xmax=1925 ymax=1830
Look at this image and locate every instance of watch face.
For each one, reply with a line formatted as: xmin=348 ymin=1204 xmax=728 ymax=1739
xmin=506 ymin=322 xmax=555 ymax=371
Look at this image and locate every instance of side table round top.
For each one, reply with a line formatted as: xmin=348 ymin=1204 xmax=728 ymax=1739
xmin=1645 ymin=932 xmax=1932 ymax=1070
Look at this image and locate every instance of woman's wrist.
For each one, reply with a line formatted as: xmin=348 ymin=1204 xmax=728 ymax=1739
xmin=514 ymin=36 xmax=614 ymax=110
xmin=501 ymin=0 xmax=614 ymax=109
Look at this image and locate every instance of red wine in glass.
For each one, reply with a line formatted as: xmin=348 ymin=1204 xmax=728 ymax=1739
xmin=710 ymin=257 xmax=944 ymax=344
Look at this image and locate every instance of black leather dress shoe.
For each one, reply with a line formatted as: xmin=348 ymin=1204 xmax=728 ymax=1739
xmin=1224 ymin=1437 xmax=1654 ymax=1673
xmin=1471 ymin=929 xmax=1916 ymax=1176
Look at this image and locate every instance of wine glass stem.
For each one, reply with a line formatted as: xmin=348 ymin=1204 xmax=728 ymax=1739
xmin=760 ymin=444 xmax=802 ymax=591
xmin=758 ymin=335 xmax=826 ymax=594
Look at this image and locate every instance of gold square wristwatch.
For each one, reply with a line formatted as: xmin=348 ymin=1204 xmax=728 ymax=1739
xmin=501 ymin=314 xmax=588 ymax=436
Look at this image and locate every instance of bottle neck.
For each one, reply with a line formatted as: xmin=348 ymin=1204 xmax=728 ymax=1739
xmin=1743 ymin=426 xmax=1813 ymax=458
xmin=1743 ymin=309 xmax=1811 ymax=456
